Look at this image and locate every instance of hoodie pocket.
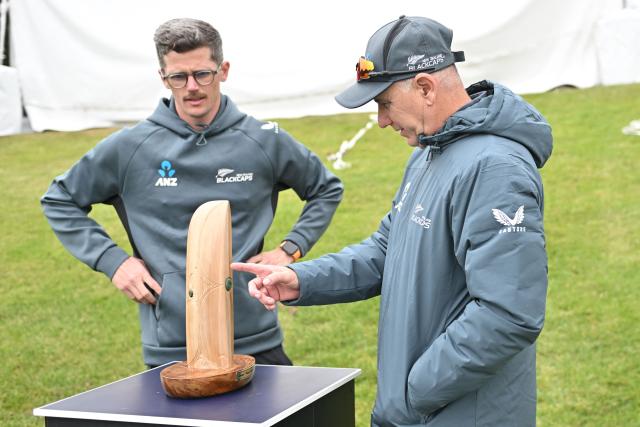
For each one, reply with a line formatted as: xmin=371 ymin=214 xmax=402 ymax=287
xmin=155 ymin=271 xmax=186 ymax=348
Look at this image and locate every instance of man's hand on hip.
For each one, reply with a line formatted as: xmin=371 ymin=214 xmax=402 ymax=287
xmin=246 ymin=247 xmax=294 ymax=266
xmin=231 ymin=262 xmax=300 ymax=311
xmin=111 ymin=257 xmax=162 ymax=305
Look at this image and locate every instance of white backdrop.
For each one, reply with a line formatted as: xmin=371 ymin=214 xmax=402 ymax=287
xmin=4 ymin=0 xmax=638 ymax=133
xmin=0 ymin=65 xmax=22 ymax=135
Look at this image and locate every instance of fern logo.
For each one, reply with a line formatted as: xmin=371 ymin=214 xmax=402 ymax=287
xmin=407 ymin=54 xmax=425 ymax=65
xmin=216 ymin=168 xmax=234 ymax=178
xmin=492 ymin=205 xmax=526 ymax=233
xmin=155 ymin=160 xmax=178 ymax=187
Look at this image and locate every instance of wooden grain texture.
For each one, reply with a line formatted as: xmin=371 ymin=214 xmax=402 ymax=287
xmin=185 ymin=201 xmax=234 ymax=370
xmin=160 ymin=200 xmax=255 ymax=398
xmin=160 ymin=355 xmax=255 ymax=398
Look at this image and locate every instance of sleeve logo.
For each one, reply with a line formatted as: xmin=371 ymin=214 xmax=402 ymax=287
xmin=492 ymin=205 xmax=526 ymax=233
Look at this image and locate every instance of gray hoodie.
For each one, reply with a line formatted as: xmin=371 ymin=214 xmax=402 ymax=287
xmin=41 ymin=95 xmax=343 ymax=366
xmin=289 ymin=81 xmax=552 ymax=426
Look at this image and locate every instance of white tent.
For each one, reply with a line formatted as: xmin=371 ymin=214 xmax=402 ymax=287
xmin=1 ymin=0 xmax=639 ymax=134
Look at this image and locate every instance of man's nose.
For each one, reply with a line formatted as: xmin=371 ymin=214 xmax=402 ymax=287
xmin=377 ymin=109 xmax=390 ymax=128
xmin=186 ymin=74 xmax=200 ymax=90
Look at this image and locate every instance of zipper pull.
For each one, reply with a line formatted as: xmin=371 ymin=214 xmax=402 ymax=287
xmin=427 ymin=145 xmax=441 ymax=161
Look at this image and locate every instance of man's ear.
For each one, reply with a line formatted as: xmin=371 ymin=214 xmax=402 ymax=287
xmin=414 ymin=73 xmax=437 ymax=106
xmin=219 ymin=61 xmax=231 ymax=82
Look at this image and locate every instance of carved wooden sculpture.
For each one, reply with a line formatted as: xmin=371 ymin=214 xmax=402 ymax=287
xmin=160 ymin=201 xmax=255 ymax=398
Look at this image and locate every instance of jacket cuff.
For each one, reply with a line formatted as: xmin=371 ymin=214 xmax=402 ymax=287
xmin=280 ymin=264 xmax=311 ymax=306
xmin=95 ymin=246 xmax=130 ymax=279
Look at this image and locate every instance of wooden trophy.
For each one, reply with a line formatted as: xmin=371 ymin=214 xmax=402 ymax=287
xmin=160 ymin=201 xmax=255 ymax=398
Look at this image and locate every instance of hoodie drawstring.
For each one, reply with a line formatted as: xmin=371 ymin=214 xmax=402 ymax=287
xmin=196 ymin=132 xmax=208 ymax=146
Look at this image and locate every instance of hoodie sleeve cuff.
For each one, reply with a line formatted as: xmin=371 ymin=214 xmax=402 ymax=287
xmin=95 ymin=246 xmax=130 ymax=280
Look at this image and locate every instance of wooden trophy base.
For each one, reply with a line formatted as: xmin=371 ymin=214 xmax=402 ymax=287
xmin=160 ymin=354 xmax=256 ymax=398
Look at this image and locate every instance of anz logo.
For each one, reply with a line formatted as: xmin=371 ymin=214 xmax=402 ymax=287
xmin=155 ymin=160 xmax=178 ymax=187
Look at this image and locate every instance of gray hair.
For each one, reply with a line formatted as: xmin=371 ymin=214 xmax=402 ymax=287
xmin=153 ymin=18 xmax=223 ymax=69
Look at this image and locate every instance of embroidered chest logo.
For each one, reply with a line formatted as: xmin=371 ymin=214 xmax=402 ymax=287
xmin=410 ymin=203 xmax=432 ymax=229
xmin=216 ymin=168 xmax=254 ymax=184
xmin=395 ymin=182 xmax=411 ymax=212
xmin=492 ymin=205 xmax=526 ymax=233
xmin=155 ymin=160 xmax=178 ymax=187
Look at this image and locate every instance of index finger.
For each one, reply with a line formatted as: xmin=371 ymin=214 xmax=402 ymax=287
xmin=231 ymin=262 xmax=276 ymax=277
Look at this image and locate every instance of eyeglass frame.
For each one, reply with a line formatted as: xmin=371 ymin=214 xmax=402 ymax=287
xmin=161 ymin=64 xmax=222 ymax=89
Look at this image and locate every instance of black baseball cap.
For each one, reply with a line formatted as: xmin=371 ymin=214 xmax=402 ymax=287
xmin=335 ymin=15 xmax=465 ymax=109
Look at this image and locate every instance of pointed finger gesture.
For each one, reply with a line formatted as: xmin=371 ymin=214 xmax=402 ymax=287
xmin=231 ymin=262 xmax=300 ymax=310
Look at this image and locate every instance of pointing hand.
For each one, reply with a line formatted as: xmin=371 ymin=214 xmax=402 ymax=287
xmin=231 ymin=262 xmax=300 ymax=310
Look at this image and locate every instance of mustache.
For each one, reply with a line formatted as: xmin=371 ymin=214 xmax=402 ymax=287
xmin=184 ymin=93 xmax=206 ymax=101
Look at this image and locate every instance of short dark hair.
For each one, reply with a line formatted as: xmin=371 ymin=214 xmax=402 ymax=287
xmin=153 ymin=18 xmax=223 ymax=69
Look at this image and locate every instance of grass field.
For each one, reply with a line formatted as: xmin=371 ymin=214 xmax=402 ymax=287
xmin=1 ymin=83 xmax=639 ymax=426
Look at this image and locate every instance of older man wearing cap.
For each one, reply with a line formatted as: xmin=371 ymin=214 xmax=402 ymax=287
xmin=233 ymin=15 xmax=552 ymax=427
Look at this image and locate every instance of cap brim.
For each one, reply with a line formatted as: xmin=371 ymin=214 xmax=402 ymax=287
xmin=335 ymin=80 xmax=393 ymax=109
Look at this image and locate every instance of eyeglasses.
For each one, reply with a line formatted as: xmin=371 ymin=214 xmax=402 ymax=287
xmin=356 ymin=56 xmax=433 ymax=82
xmin=161 ymin=65 xmax=221 ymax=89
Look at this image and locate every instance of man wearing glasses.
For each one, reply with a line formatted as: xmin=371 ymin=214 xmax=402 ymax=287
xmin=233 ymin=15 xmax=552 ymax=426
xmin=41 ymin=18 xmax=343 ymax=368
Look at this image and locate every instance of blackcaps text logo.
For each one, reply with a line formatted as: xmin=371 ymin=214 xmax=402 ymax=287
xmin=155 ymin=160 xmax=178 ymax=187
xmin=407 ymin=53 xmax=445 ymax=71
xmin=410 ymin=203 xmax=432 ymax=229
xmin=215 ymin=168 xmax=254 ymax=184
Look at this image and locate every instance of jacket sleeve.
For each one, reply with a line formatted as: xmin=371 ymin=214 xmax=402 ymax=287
xmin=40 ymin=132 xmax=131 ymax=279
xmin=287 ymin=209 xmax=391 ymax=305
xmin=269 ymin=128 xmax=344 ymax=256
xmin=407 ymin=156 xmax=548 ymax=415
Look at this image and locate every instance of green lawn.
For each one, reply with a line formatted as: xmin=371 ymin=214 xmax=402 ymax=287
xmin=1 ymin=83 xmax=639 ymax=426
